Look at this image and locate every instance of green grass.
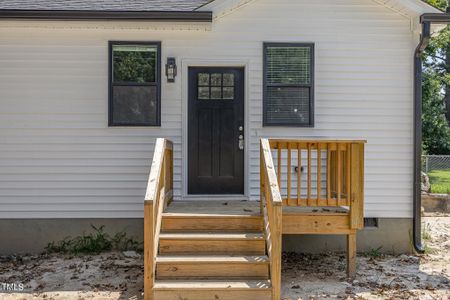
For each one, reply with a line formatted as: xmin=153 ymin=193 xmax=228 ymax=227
xmin=422 ymin=223 xmax=432 ymax=241
xmin=428 ymin=169 xmax=450 ymax=194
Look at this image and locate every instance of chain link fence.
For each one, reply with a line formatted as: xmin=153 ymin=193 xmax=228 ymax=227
xmin=422 ymin=155 xmax=450 ymax=173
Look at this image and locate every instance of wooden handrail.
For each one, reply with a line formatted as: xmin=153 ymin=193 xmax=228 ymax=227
xmin=260 ymin=139 xmax=282 ymax=300
xmin=144 ymin=138 xmax=173 ymax=300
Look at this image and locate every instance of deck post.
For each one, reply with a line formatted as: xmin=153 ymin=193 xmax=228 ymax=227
xmin=272 ymin=204 xmax=282 ymax=300
xmin=347 ymin=232 xmax=356 ymax=278
xmin=350 ymin=143 xmax=364 ymax=229
xmin=144 ymin=200 xmax=154 ymax=300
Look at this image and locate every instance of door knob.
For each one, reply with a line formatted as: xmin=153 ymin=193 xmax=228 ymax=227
xmin=238 ymin=134 xmax=244 ymax=150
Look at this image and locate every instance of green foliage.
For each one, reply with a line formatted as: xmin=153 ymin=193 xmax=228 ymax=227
xmin=428 ymin=169 xmax=450 ymax=194
xmin=422 ymin=1 xmax=450 ymax=155
xmin=113 ymin=49 xmax=156 ymax=83
xmin=422 ymin=72 xmax=450 ymax=155
xmin=424 ymin=0 xmax=448 ymax=11
xmin=364 ymin=246 xmax=383 ymax=259
xmin=45 ymin=225 xmax=141 ymax=254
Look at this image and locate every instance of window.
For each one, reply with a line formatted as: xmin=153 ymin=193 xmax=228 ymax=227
xmin=263 ymin=43 xmax=314 ymax=126
xmin=109 ymin=42 xmax=161 ymax=126
xmin=197 ymin=72 xmax=235 ymax=100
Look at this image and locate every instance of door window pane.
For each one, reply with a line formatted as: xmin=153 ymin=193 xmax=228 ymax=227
xmin=223 ymin=87 xmax=234 ymax=99
xmin=223 ymin=73 xmax=234 ymax=86
xmin=211 ymin=87 xmax=222 ymax=99
xmin=198 ymin=87 xmax=210 ymax=99
xmin=198 ymin=73 xmax=209 ymax=86
xmin=211 ymin=73 xmax=222 ymax=86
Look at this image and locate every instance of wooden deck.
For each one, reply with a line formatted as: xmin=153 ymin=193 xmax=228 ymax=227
xmin=143 ymin=138 xmax=365 ymax=300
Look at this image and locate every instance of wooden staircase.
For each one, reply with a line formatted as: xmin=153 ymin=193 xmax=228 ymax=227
xmin=144 ymin=138 xmax=365 ymax=300
xmin=153 ymin=211 xmax=272 ymax=300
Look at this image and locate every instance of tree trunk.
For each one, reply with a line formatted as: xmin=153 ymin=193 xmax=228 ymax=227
xmin=445 ymin=46 xmax=450 ymax=125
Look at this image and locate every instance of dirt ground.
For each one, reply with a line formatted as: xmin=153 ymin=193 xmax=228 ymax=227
xmin=0 ymin=215 xmax=449 ymax=300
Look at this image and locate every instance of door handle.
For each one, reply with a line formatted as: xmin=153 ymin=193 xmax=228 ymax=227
xmin=238 ymin=134 xmax=244 ymax=150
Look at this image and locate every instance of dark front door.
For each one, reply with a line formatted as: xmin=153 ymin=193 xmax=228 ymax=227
xmin=188 ymin=67 xmax=244 ymax=194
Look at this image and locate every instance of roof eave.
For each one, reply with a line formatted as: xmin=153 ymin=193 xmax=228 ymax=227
xmin=0 ymin=10 xmax=213 ymax=22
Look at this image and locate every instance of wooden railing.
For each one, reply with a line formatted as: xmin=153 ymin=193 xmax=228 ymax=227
xmin=269 ymin=139 xmax=365 ymax=228
xmin=260 ymin=139 xmax=282 ymax=300
xmin=144 ymin=138 xmax=173 ymax=300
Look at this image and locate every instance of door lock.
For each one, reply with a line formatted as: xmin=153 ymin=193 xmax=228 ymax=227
xmin=238 ymin=134 xmax=244 ymax=150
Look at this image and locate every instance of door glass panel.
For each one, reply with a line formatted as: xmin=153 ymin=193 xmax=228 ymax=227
xmin=211 ymin=73 xmax=222 ymax=86
xmin=198 ymin=73 xmax=209 ymax=86
xmin=222 ymin=87 xmax=234 ymax=99
xmin=223 ymin=73 xmax=234 ymax=86
xmin=210 ymin=87 xmax=222 ymax=99
xmin=198 ymin=87 xmax=210 ymax=99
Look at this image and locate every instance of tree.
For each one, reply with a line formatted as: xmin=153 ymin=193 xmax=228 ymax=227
xmin=422 ymin=0 xmax=450 ymax=154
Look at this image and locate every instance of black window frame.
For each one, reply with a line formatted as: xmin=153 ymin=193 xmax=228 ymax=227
xmin=108 ymin=41 xmax=162 ymax=127
xmin=263 ymin=42 xmax=315 ymax=127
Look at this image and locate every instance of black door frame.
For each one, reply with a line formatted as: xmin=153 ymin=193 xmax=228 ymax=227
xmin=187 ymin=66 xmax=245 ymax=195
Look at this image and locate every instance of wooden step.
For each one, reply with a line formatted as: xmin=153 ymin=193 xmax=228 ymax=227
xmin=156 ymin=255 xmax=269 ymax=279
xmin=158 ymin=233 xmax=265 ymax=255
xmin=161 ymin=213 xmax=263 ymax=232
xmin=154 ymin=280 xmax=272 ymax=300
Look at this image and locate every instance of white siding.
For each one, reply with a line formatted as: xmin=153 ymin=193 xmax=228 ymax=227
xmin=0 ymin=0 xmax=417 ymax=218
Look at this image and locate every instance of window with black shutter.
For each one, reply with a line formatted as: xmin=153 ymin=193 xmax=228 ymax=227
xmin=109 ymin=42 xmax=161 ymax=126
xmin=263 ymin=43 xmax=314 ymax=127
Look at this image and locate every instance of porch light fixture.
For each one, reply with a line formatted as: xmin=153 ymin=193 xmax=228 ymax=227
xmin=165 ymin=57 xmax=177 ymax=83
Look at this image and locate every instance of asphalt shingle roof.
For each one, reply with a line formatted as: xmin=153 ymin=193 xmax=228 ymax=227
xmin=0 ymin=0 xmax=213 ymax=12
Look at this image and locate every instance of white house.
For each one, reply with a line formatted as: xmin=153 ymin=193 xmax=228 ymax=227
xmin=0 ymin=0 xmax=447 ymax=259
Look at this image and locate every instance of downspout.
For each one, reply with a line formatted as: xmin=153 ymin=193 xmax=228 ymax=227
xmin=413 ymin=9 xmax=450 ymax=254
xmin=413 ymin=20 xmax=430 ymax=254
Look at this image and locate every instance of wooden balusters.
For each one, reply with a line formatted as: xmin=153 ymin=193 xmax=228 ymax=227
xmin=337 ymin=144 xmax=342 ymax=206
xmin=317 ymin=143 xmax=321 ymax=206
xmin=287 ymin=143 xmax=291 ymax=205
xmin=297 ymin=144 xmax=301 ymax=206
xmin=267 ymin=139 xmax=365 ymax=210
xmin=346 ymin=147 xmax=351 ymax=206
xmin=327 ymin=144 xmax=331 ymax=205
xmin=307 ymin=143 xmax=312 ymax=206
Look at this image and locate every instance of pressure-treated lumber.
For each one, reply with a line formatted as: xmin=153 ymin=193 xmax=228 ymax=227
xmin=283 ymin=214 xmax=351 ymax=234
xmin=158 ymin=232 xmax=266 ymax=255
xmin=350 ymin=143 xmax=365 ymax=229
xmin=260 ymin=138 xmax=282 ymax=300
xmin=144 ymin=200 xmax=154 ymax=300
xmin=161 ymin=213 xmax=262 ymax=232
xmin=143 ymin=138 xmax=173 ymax=300
xmin=154 ymin=280 xmax=272 ymax=300
xmin=156 ymin=255 xmax=269 ymax=279
xmin=347 ymin=233 xmax=357 ymax=278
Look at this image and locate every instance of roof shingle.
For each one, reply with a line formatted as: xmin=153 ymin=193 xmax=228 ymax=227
xmin=0 ymin=0 xmax=212 ymax=12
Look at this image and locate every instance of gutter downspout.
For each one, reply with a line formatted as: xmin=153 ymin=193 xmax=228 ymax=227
xmin=413 ymin=20 xmax=430 ymax=254
xmin=413 ymin=10 xmax=450 ymax=254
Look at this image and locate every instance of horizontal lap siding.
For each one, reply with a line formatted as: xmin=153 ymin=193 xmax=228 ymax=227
xmin=0 ymin=0 xmax=414 ymax=218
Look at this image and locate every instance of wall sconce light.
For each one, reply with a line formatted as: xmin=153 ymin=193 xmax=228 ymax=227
xmin=165 ymin=57 xmax=177 ymax=83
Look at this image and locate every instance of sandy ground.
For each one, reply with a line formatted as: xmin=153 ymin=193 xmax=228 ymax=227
xmin=0 ymin=215 xmax=449 ymax=300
